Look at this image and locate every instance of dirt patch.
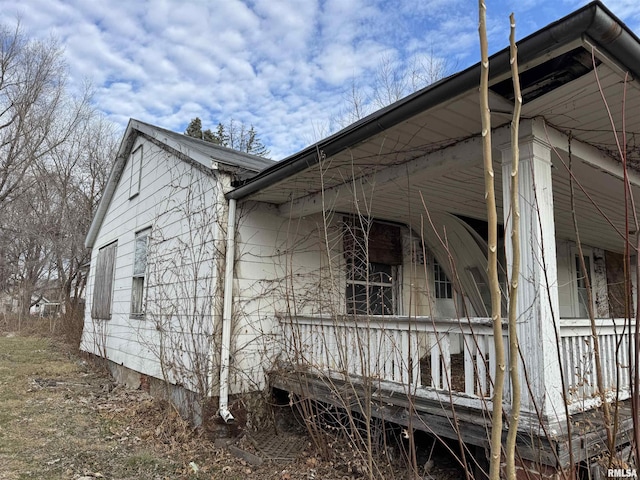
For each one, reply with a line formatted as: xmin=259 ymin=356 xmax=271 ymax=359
xmin=0 ymin=334 xmax=463 ymax=479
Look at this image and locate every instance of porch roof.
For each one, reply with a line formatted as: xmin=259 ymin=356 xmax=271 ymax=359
xmin=229 ymin=2 xmax=640 ymax=252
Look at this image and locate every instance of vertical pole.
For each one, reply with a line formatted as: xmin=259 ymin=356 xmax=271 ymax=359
xmin=501 ymin=120 xmax=564 ymax=428
xmin=218 ymin=197 xmax=236 ymax=423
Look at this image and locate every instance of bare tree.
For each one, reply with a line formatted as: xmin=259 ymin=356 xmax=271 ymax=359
xmin=0 ymin=169 xmax=55 ymax=316
xmin=335 ymin=51 xmax=454 ymax=129
xmin=504 ymin=13 xmax=522 ymax=480
xmin=0 ymin=21 xmax=91 ymax=206
xmin=0 ymin=20 xmax=113 ymax=323
xmin=478 ymin=4 xmax=506 ymax=479
xmin=44 ymin=114 xmax=118 ymax=315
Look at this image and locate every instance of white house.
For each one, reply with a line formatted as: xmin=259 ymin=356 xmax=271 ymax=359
xmin=82 ymin=2 xmax=640 ymax=475
xmin=81 ymin=120 xmax=274 ymax=421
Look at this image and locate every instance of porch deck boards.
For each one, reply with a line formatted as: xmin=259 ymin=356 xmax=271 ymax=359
xmin=560 ymin=401 xmax=635 ymax=467
xmin=270 ymin=369 xmax=635 ymax=469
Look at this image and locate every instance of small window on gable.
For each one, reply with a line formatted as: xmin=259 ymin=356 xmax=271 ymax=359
xmin=129 ymin=146 xmax=143 ymax=198
xmin=131 ymin=228 xmax=151 ymax=317
xmin=92 ymin=241 xmax=118 ymax=320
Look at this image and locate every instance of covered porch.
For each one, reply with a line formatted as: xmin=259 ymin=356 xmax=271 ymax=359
xmin=228 ymin=10 xmax=640 ymax=471
xmin=263 ymin=113 xmax=640 ymax=433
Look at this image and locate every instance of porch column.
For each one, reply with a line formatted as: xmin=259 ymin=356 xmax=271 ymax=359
xmin=500 ymin=120 xmax=565 ymax=431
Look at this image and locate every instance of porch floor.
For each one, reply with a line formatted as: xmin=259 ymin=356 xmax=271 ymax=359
xmin=270 ymin=369 xmax=635 ymax=469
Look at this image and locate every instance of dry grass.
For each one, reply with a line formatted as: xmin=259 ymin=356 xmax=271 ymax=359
xmin=0 ymin=335 xmax=424 ymax=479
xmin=0 ymin=335 xmax=224 ymax=479
xmin=0 ymin=333 xmax=463 ymax=479
xmin=0 ymin=311 xmax=84 ymax=349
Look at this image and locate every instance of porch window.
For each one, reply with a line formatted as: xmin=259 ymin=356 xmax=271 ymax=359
xmin=344 ymin=218 xmax=402 ymax=315
xmin=575 ymin=253 xmax=592 ymax=317
xmin=131 ymin=228 xmax=150 ymax=317
xmin=91 ymin=241 xmax=117 ymax=320
xmin=433 ymin=259 xmax=453 ymax=299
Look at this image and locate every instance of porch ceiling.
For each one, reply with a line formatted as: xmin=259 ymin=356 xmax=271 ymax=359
xmin=247 ymin=46 xmax=640 ymax=252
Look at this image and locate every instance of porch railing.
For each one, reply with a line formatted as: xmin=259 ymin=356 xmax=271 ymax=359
xmin=559 ymin=318 xmax=633 ymax=411
xmin=279 ymin=315 xmax=633 ymax=414
xmin=279 ymin=315 xmax=510 ymax=401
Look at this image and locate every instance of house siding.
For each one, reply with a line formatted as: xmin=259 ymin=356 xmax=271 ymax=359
xmin=230 ymin=203 xmax=331 ymax=393
xmin=229 ymin=205 xmax=440 ymax=393
xmin=81 ymin=136 xmax=220 ymax=393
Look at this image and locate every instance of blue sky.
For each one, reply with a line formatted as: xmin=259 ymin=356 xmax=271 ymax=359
xmin=3 ymin=0 xmax=639 ymax=159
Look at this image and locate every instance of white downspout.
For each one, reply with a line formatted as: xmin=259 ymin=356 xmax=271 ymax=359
xmin=218 ymin=197 xmax=236 ymax=423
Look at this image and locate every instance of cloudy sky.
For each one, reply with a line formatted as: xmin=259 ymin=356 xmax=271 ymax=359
xmin=3 ymin=0 xmax=640 ymax=159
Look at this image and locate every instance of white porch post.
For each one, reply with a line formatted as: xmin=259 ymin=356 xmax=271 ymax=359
xmin=500 ymin=119 xmax=565 ymax=431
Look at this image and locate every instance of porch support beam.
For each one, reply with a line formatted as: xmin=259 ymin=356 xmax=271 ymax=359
xmin=500 ymin=118 xmax=565 ymax=432
xmin=278 ymin=135 xmax=483 ymax=218
xmin=540 ymin=123 xmax=640 ymax=188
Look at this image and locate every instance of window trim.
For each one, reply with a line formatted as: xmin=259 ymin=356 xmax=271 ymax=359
xmin=130 ymin=227 xmax=151 ymax=318
xmin=129 ymin=145 xmax=143 ymax=199
xmin=343 ymin=217 xmax=403 ymax=316
xmin=571 ymin=246 xmax=595 ymax=318
xmin=433 ymin=258 xmax=453 ymax=300
xmin=91 ymin=240 xmax=118 ymax=320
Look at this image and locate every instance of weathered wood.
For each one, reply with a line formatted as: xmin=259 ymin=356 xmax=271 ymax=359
xmin=500 ymin=122 xmax=564 ymax=424
xmin=271 ymin=370 xmax=565 ymax=466
xmin=605 ymin=250 xmax=627 ymax=318
xmin=557 ymin=402 xmax=635 ymax=466
xmin=559 ymin=318 xmax=633 ymax=410
xmin=281 ymin=315 xmax=503 ymax=398
xmin=273 ymin=369 xmax=637 ymax=469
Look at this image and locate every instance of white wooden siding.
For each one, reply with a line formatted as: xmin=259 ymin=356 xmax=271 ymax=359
xmin=230 ymin=206 xmax=439 ymax=393
xmin=230 ymin=203 xmax=327 ymax=393
xmin=81 ymin=137 xmax=220 ymax=393
xmin=556 ymin=239 xmax=611 ymax=318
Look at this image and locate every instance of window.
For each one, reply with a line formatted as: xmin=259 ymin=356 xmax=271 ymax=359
xmin=129 ymin=146 xmax=143 ymax=198
xmin=92 ymin=241 xmax=117 ymax=320
xmin=344 ymin=218 xmax=402 ymax=315
xmin=575 ymin=253 xmax=592 ymax=318
xmin=434 ymin=259 xmax=453 ymax=299
xmin=131 ymin=228 xmax=150 ymax=317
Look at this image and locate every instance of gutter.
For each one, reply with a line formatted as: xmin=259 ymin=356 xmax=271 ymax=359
xmin=226 ymin=1 xmax=640 ymax=202
xmin=217 ymin=197 xmax=237 ymax=423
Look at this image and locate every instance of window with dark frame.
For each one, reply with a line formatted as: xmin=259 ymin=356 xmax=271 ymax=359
xmin=433 ymin=258 xmax=453 ymax=299
xmin=131 ymin=228 xmax=150 ymax=317
xmin=91 ymin=241 xmax=117 ymax=320
xmin=344 ymin=218 xmax=402 ymax=315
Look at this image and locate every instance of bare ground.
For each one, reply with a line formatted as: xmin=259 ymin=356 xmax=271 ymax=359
xmin=0 ymin=334 xmax=462 ymax=480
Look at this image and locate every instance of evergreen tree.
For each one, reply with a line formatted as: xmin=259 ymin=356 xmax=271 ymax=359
xmin=202 ymin=128 xmax=218 ymax=144
xmin=184 ymin=117 xmax=203 ymax=139
xmin=184 ymin=117 xmax=269 ymax=157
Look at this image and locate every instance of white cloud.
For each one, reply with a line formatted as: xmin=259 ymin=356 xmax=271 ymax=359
xmin=2 ymin=0 xmax=638 ymax=159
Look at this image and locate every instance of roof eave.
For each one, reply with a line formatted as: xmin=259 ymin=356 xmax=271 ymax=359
xmin=227 ymin=1 xmax=640 ymax=201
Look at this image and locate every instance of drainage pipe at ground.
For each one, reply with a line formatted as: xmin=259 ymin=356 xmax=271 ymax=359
xmin=218 ymin=197 xmax=236 ymax=423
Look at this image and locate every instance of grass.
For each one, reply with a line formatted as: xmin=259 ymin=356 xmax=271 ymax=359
xmin=0 ymin=336 xmax=183 ymax=480
xmin=0 ymin=334 xmax=321 ymax=480
xmin=0 ymin=333 xmax=439 ymax=480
